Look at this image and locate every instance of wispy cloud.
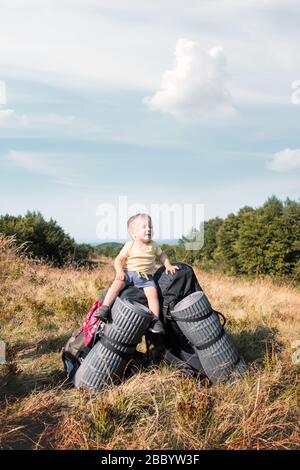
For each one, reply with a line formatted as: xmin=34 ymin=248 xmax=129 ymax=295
xmin=8 ymin=150 xmax=84 ymax=187
xmin=267 ymin=148 xmax=300 ymax=172
xmin=0 ymin=108 xmax=29 ymax=127
xmin=0 ymin=78 xmax=76 ymax=131
xmin=144 ymin=39 xmax=237 ymax=121
xmin=30 ymin=114 xmax=76 ymax=126
xmin=0 ymin=80 xmax=29 ymax=127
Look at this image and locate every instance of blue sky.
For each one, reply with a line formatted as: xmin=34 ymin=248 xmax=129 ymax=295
xmin=0 ymin=0 xmax=299 ymax=242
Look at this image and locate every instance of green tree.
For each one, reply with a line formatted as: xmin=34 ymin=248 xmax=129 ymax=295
xmin=214 ymin=213 xmax=241 ymax=273
xmin=0 ymin=211 xmax=86 ymax=266
xmin=202 ymin=217 xmax=223 ymax=261
xmin=236 ymin=197 xmax=300 ymax=276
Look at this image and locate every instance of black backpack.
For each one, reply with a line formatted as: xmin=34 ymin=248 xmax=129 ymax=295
xmin=62 ymin=263 xmax=212 ymax=380
xmin=154 ymin=263 xmax=202 ymax=350
xmin=118 ymin=263 xmax=208 ymax=377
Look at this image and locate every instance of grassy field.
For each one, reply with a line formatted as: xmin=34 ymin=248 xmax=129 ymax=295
xmin=0 ymin=234 xmax=299 ymax=450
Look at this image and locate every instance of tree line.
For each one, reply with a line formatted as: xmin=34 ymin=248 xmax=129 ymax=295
xmin=175 ymin=196 xmax=300 ymax=281
xmin=0 ymin=211 xmax=93 ymax=266
xmin=1 ymin=197 xmax=299 ymax=280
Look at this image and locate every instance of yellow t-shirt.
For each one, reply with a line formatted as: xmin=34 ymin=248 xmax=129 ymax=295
xmin=119 ymin=240 xmax=163 ymax=275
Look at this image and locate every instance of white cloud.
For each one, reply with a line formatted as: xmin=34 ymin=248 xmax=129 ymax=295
xmin=267 ymin=148 xmax=300 ymax=172
xmin=8 ymin=150 xmax=84 ymax=187
xmin=0 ymin=108 xmax=29 ymax=127
xmin=0 ymin=109 xmax=15 ymax=122
xmin=0 ymin=78 xmax=28 ymax=128
xmin=0 ymin=109 xmax=98 ymax=138
xmin=144 ymin=39 xmax=237 ymax=120
xmin=9 ymin=150 xmax=58 ymax=176
xmin=0 ymin=0 xmax=299 ymax=105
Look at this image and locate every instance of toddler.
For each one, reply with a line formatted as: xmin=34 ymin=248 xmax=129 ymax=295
xmin=97 ymin=213 xmax=179 ymax=334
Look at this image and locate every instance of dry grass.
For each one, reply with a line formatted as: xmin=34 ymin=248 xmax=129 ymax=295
xmin=0 ymin=235 xmax=299 ymax=450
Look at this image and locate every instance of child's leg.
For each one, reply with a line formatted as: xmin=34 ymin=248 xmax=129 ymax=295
xmin=103 ymin=279 xmax=126 ymax=307
xmin=96 ymin=279 xmax=126 ymax=322
xmin=143 ymin=286 xmax=165 ymax=334
xmin=143 ymin=286 xmax=160 ymax=317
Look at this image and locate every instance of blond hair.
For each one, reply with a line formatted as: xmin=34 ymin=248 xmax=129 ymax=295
xmin=127 ymin=213 xmax=152 ymax=237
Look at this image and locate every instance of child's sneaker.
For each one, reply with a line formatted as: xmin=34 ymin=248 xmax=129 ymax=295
xmin=148 ymin=318 xmax=165 ymax=334
xmin=94 ymin=305 xmax=111 ymax=322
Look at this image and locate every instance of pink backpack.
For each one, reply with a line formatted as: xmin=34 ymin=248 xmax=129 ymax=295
xmin=79 ymin=298 xmax=104 ymax=347
xmin=61 ymin=297 xmax=105 ymax=377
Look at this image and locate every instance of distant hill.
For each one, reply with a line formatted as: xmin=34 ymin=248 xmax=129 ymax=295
xmin=95 ymin=242 xmax=123 ymax=249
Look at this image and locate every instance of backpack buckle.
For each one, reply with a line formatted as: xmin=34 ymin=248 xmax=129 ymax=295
xmin=163 ymin=301 xmax=175 ymax=321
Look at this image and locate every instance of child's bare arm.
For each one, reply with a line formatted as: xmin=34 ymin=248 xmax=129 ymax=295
xmin=158 ymin=252 xmax=179 ymax=275
xmin=114 ymin=254 xmax=126 ymax=281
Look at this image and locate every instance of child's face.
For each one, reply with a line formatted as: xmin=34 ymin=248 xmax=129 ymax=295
xmin=132 ymin=217 xmax=153 ymax=242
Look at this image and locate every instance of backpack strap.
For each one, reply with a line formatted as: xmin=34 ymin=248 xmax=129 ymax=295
xmin=170 ymin=310 xmax=213 ymax=323
xmin=164 ymin=305 xmax=226 ymax=327
xmin=100 ymin=336 xmax=139 ymax=361
xmin=195 ymin=328 xmax=225 ymax=350
xmin=162 ymin=300 xmax=175 ymax=322
xmin=91 ymin=322 xmax=105 ymax=348
xmin=214 ymin=310 xmax=227 ymax=327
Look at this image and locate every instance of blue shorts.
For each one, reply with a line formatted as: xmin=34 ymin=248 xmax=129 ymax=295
xmin=124 ymin=270 xmax=157 ymax=289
